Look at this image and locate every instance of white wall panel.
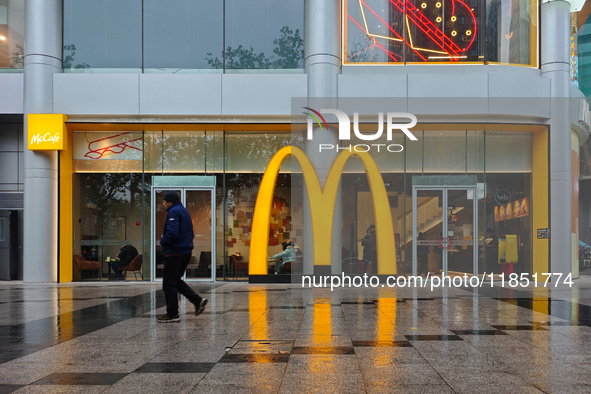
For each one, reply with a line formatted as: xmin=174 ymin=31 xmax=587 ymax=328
xmin=339 ymin=73 xmax=407 ymax=97
xmin=489 ymin=72 xmax=551 ymax=118
xmin=140 ymin=74 xmax=222 ymax=115
xmin=222 ymin=74 xmax=307 ymax=116
xmin=408 ymin=73 xmax=488 ymax=115
xmin=54 ymin=74 xmax=140 ymax=115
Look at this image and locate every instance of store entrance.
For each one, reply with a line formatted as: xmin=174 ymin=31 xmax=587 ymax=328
xmin=151 ymin=178 xmax=216 ymax=282
xmin=412 ymin=186 xmax=477 ymax=276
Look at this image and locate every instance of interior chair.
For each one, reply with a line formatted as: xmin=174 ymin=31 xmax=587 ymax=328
xmin=197 ymin=251 xmax=211 ymax=276
xmin=230 ymin=254 xmax=248 ymax=279
xmin=280 ymin=261 xmax=291 ymax=274
xmin=120 ymin=255 xmax=143 ymax=280
xmin=74 ymin=254 xmax=101 ymax=280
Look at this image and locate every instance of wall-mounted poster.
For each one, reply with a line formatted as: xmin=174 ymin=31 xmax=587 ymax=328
xmin=496 ymin=197 xmax=529 ymax=221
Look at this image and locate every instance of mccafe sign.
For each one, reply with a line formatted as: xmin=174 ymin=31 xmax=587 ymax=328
xmin=27 ymin=114 xmax=67 ymax=151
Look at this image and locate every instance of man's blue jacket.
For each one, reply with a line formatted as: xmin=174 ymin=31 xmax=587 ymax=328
xmin=160 ymin=202 xmax=194 ymax=255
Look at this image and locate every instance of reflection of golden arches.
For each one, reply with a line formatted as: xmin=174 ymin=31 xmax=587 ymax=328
xmin=249 ymin=146 xmax=397 ymax=275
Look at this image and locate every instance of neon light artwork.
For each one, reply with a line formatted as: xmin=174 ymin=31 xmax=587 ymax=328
xmin=346 ymin=0 xmax=478 ymax=63
xmin=84 ymin=132 xmax=143 ymax=160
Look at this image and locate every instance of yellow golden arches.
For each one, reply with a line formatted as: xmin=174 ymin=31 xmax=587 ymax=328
xmin=249 ymin=146 xmax=397 ymax=275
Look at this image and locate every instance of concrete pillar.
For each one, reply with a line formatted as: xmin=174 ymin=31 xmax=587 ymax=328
xmin=23 ymin=0 xmax=62 ymax=282
xmin=541 ymin=0 xmax=572 ymax=276
xmin=304 ymin=0 xmax=342 ymax=275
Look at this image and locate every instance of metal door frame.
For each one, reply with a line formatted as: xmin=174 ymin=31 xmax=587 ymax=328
xmin=412 ymin=185 xmax=478 ymax=276
xmin=151 ymin=186 xmax=216 ymax=282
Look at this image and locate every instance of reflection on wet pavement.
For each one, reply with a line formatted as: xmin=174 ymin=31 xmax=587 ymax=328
xmin=0 ymin=278 xmax=590 ymax=392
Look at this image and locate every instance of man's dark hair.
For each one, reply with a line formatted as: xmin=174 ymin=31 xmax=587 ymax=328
xmin=163 ymin=190 xmax=180 ymax=203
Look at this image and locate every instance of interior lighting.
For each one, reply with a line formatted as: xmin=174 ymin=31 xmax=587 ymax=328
xmin=0 ymin=36 xmax=6 ymax=41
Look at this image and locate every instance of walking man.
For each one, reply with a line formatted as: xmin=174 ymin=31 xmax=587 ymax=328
xmin=157 ymin=190 xmax=207 ymax=323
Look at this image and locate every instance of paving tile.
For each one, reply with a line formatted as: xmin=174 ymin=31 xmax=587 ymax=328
xmin=291 ymin=346 xmax=355 ymax=355
xmin=219 ymin=354 xmax=290 ymax=363
xmin=134 ymin=362 xmax=216 ymax=373
xmin=491 ymin=325 xmax=548 ymax=331
xmin=450 ymin=329 xmax=508 ymax=336
xmin=0 ymin=385 xmax=22 ymax=394
xmin=404 ymin=334 xmax=463 ymax=341
xmin=106 ymin=372 xmax=204 ymax=394
xmin=352 ymin=340 xmax=412 ymax=347
xmin=196 ymin=363 xmax=286 ymax=392
xmin=2 ymin=280 xmax=591 ymax=392
xmin=32 ymin=373 xmax=127 ymax=386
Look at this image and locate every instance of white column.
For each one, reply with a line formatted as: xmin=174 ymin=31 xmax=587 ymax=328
xmin=23 ymin=0 xmax=62 ymax=282
xmin=541 ymin=0 xmax=572 ymax=276
xmin=304 ymin=0 xmax=342 ymax=275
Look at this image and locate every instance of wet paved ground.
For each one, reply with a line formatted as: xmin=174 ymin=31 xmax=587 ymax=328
xmin=1 ymin=277 xmax=591 ymax=393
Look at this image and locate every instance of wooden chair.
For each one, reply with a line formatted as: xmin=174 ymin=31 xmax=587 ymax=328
xmin=120 ymin=255 xmax=143 ymax=280
xmin=230 ymin=254 xmax=248 ymax=279
xmin=74 ymin=254 xmax=101 ymax=280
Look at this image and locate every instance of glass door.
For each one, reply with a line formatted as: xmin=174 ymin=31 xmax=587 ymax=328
xmin=413 ymin=186 xmax=477 ymax=276
xmin=413 ymin=189 xmax=444 ymax=276
xmin=151 ymin=187 xmax=216 ymax=281
xmin=446 ymin=189 xmax=476 ymax=275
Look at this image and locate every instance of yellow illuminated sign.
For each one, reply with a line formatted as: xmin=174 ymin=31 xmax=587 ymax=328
xmin=249 ymin=146 xmax=397 ymax=275
xmin=27 ymin=114 xmax=67 ymax=150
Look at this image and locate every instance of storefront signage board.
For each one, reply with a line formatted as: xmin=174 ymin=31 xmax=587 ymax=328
xmin=27 ymin=114 xmax=67 ymax=151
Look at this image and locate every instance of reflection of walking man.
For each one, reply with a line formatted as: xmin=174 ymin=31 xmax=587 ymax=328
xmin=157 ymin=191 xmax=207 ymax=323
xmin=362 ymin=225 xmax=377 ymax=274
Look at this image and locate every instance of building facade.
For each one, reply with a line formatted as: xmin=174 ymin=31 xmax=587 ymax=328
xmin=0 ymin=0 xmax=589 ymax=283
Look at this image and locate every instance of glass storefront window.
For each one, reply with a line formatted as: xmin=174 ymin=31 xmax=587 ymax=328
xmin=76 ymin=173 xmax=146 ymax=279
xmin=63 ymin=0 xmax=142 ymax=72
xmin=73 ymin=131 xmax=143 ymax=173
xmin=344 ymin=0 xmax=538 ymax=66
xmin=144 ymin=130 xmax=207 ymax=173
xmin=63 ymin=0 xmax=303 ymax=73
xmin=143 ymin=0 xmax=223 ymax=73
xmin=485 ymin=0 xmax=538 ymax=66
xmin=69 ymin=125 xmax=538 ymax=281
xmin=224 ymin=132 xmax=296 ymax=278
xmin=223 ymin=0 xmax=304 ymax=71
xmin=0 ymin=0 xmax=24 ymax=71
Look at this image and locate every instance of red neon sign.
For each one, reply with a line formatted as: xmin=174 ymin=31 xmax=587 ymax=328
xmin=347 ymin=0 xmax=478 ymax=63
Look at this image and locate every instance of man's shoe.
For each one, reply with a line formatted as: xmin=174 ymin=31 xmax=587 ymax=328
xmin=195 ymin=298 xmax=208 ymax=316
xmin=157 ymin=313 xmax=180 ymax=323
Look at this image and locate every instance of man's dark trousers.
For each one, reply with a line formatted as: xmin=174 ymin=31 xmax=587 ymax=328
xmin=163 ymin=253 xmax=201 ymax=317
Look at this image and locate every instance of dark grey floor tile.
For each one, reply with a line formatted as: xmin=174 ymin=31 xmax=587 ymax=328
xmin=491 ymin=325 xmax=548 ymax=331
xmin=404 ymin=335 xmax=463 ymax=341
xmin=531 ymin=321 xmax=580 ymax=326
xmin=134 ymin=362 xmax=216 ymax=373
xmin=291 ymin=346 xmax=355 ymax=354
xmin=352 ymin=340 xmax=413 ymax=347
xmin=451 ymin=330 xmax=508 ymax=336
xmin=269 ymin=306 xmax=306 ymax=309
xmin=33 ymin=373 xmax=127 ymax=385
xmin=218 ymin=354 xmax=290 ymax=363
xmin=0 ymin=385 xmax=22 ymax=394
